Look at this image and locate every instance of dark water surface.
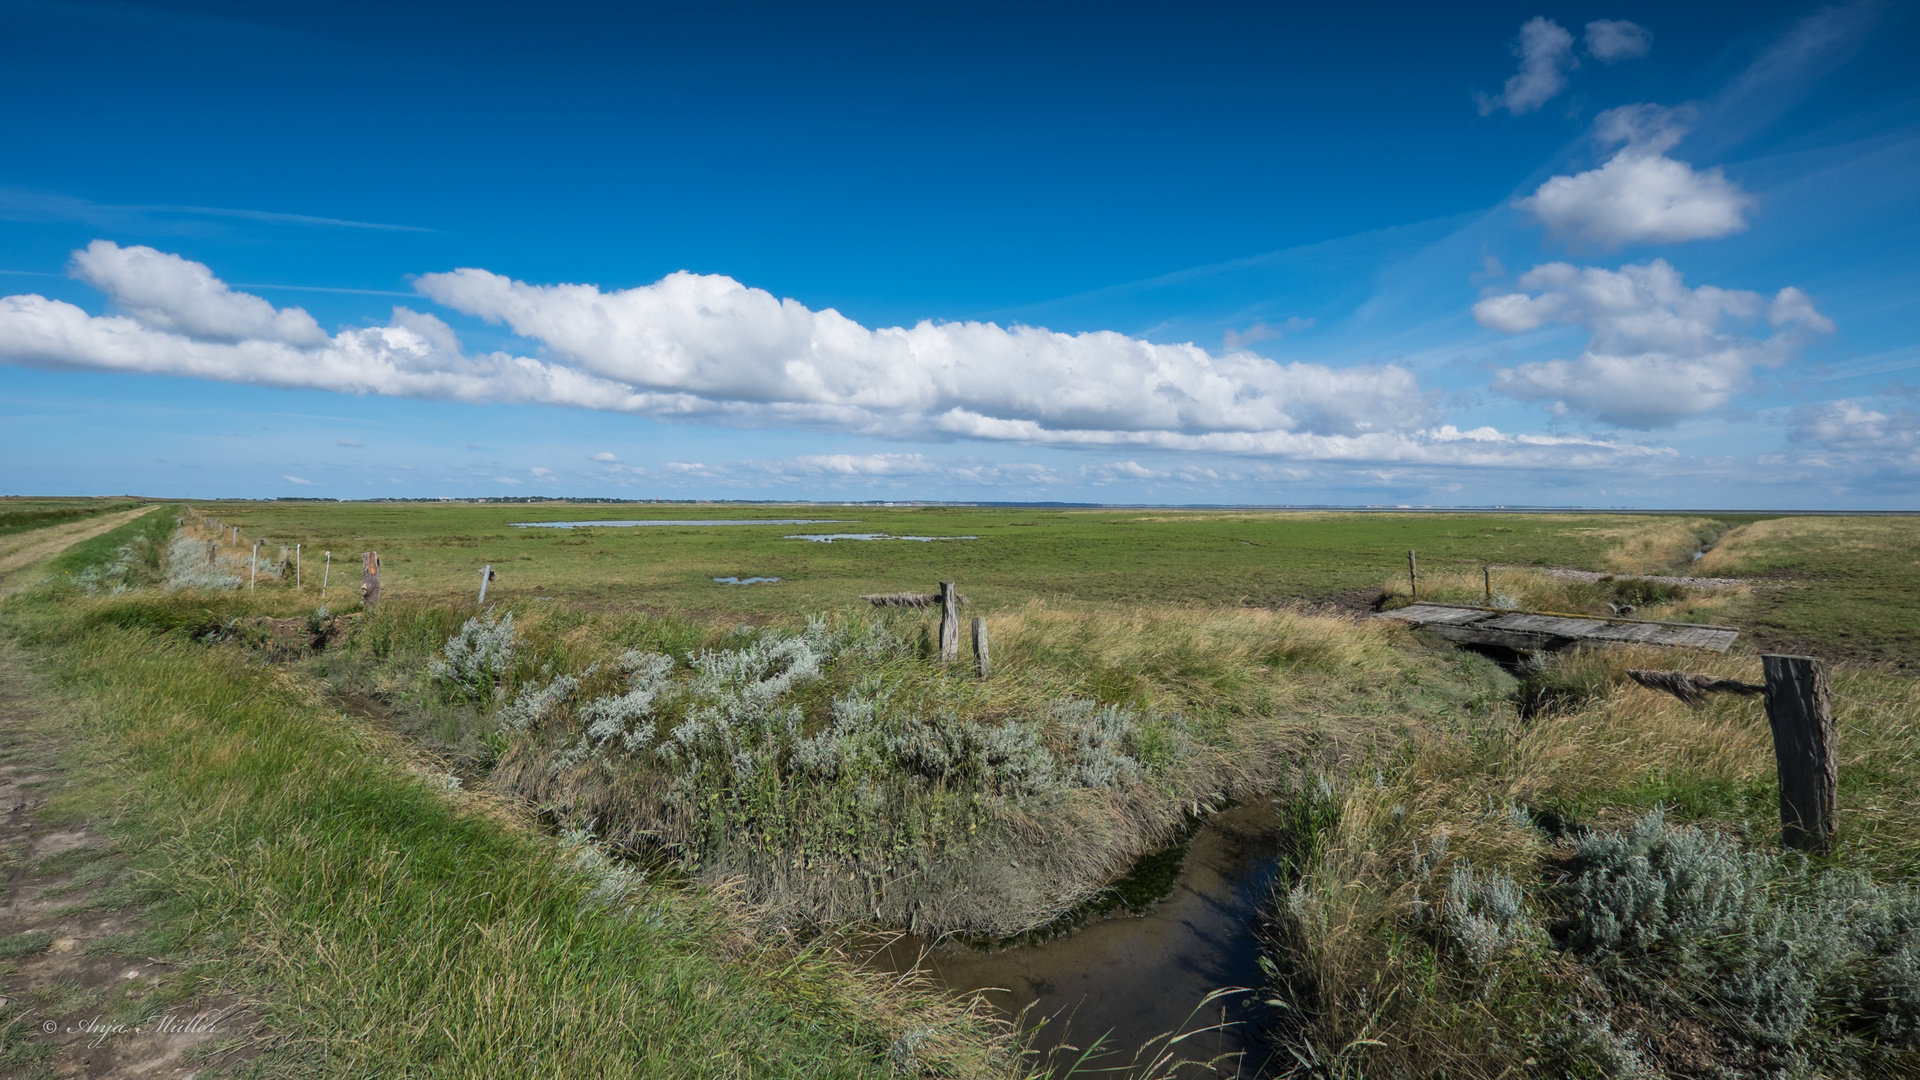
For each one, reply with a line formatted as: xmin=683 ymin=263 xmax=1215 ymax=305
xmin=880 ymin=798 xmax=1286 ymax=1077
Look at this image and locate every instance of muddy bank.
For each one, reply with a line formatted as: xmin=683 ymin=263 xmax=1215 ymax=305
xmin=875 ymin=798 xmax=1286 ymax=1076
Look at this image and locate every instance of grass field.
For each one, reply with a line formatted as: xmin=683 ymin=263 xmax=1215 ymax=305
xmin=3 ymin=501 xmax=1918 ymax=1078
xmin=160 ymin=501 xmax=1747 ymax=608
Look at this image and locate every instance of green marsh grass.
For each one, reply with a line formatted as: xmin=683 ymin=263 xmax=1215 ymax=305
xmin=1 ymin=594 xmax=1032 ymax=1079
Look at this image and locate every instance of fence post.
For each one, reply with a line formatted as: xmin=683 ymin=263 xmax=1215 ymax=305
xmin=250 ymin=542 xmax=260 ymax=591
xmin=478 ymin=565 xmax=492 ymax=607
xmin=322 ymin=551 xmax=330 ymax=599
xmin=362 ymin=552 xmax=381 ymax=609
xmin=1761 ymin=654 xmax=1837 ymax=853
xmin=1407 ymin=549 xmax=1418 ymax=600
xmin=1484 ymin=565 xmax=1492 ymax=606
xmin=971 ymin=617 xmax=991 ymax=679
xmin=937 ymin=582 xmax=959 ymax=663
xmin=296 ymin=543 xmax=301 ymax=589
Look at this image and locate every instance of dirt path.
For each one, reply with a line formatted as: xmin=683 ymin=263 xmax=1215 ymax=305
xmin=0 ymin=645 xmax=261 ymax=1078
xmin=0 ymin=508 xmax=158 ymax=593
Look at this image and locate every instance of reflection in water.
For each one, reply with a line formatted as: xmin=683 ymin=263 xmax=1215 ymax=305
xmin=712 ymin=576 xmax=781 ymax=585
xmin=879 ymin=799 xmax=1284 ymax=1077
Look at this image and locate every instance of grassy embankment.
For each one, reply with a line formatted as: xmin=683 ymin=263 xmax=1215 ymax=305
xmin=1 ymin=509 xmax=1030 ymax=1078
xmin=1267 ymin=515 xmax=1920 ymax=1078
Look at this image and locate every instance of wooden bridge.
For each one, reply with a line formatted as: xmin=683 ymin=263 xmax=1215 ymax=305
xmin=1377 ymin=602 xmax=1739 ymax=653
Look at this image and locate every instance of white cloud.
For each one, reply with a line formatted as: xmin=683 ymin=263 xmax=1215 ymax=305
xmin=282 ymin=474 xmax=312 ymax=485
xmin=1792 ymin=400 xmax=1919 ymax=453
xmin=1477 ymin=17 xmax=1577 ymax=116
xmin=492 ymin=476 xmax=521 ymax=485
xmin=414 ymin=266 xmax=1435 ymax=445
xmin=590 ymin=451 xmax=619 ymax=462
xmin=1769 ymin=286 xmax=1836 ymax=333
xmin=530 ymin=466 xmax=553 ymax=477
xmin=1477 ymin=260 xmax=1835 ymax=427
xmin=1106 ymin=460 xmax=1169 ymax=479
xmin=1585 ymin=20 xmax=1652 ymax=62
xmin=0 ymin=241 xmax=1668 ymax=473
xmin=785 ymin=453 xmax=935 ymax=476
xmin=71 ymin=241 xmax=327 ymax=346
xmin=1222 ymin=316 xmax=1313 ymax=351
xmin=1516 ymin=105 xmax=1754 ymax=249
xmin=1222 ymin=323 xmax=1281 ymax=350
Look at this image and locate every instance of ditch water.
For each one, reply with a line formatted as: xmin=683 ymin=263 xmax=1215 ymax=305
xmin=712 ymin=576 xmax=781 ymax=585
xmin=873 ymin=798 xmax=1287 ymax=1077
xmin=511 ymin=518 xmax=849 ymax=528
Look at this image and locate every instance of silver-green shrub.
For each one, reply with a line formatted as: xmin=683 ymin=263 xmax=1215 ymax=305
xmin=1438 ymin=861 xmax=1535 ymax=967
xmin=1567 ymin=808 xmax=1920 ymax=1049
xmin=428 ymin=607 xmax=518 ymax=701
xmin=163 ymin=535 xmax=244 ymax=591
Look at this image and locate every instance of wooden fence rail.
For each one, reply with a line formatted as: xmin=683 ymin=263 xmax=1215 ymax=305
xmin=1629 ymin=654 xmax=1836 ymax=853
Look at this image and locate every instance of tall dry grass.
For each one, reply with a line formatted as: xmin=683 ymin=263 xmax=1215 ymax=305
xmin=1270 ymin=642 xmax=1920 ymax=1076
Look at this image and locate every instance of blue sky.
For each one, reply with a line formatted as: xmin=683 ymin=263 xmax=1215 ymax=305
xmin=1 ymin=0 xmax=1916 ymax=507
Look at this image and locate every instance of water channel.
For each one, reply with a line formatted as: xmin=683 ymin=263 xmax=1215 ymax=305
xmin=872 ymin=798 xmax=1287 ymax=1077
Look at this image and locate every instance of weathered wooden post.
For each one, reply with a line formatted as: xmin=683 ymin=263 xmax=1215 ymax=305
xmin=1407 ymin=549 xmax=1418 ymax=600
xmin=361 ymin=551 xmax=381 ymax=609
xmin=1761 ymin=655 xmax=1837 ymax=853
xmin=250 ymin=541 xmax=260 ymax=591
xmin=478 ymin=565 xmax=493 ymax=607
xmin=971 ymin=617 xmax=991 ymax=679
xmin=937 ymin=582 xmax=959 ymax=663
xmin=206 ymin=540 xmax=216 ymax=565
xmin=1484 ymin=565 xmax=1492 ymax=606
xmin=321 ymin=551 xmax=330 ymax=599
xmin=295 ymin=544 xmax=301 ymax=589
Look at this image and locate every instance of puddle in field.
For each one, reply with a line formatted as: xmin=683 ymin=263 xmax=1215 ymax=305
xmin=785 ymin=533 xmax=979 ymax=543
xmin=713 ymin=576 xmax=781 ymax=585
xmin=513 ymin=518 xmax=848 ymax=529
xmin=875 ymin=798 xmax=1285 ymax=1077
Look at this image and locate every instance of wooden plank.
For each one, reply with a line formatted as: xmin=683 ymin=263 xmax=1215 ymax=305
xmin=1379 ymin=604 xmax=1496 ymax=626
xmin=1376 ymin=601 xmax=1736 ymax=653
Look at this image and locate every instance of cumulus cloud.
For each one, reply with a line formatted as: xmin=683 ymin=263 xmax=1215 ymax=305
xmin=1792 ymin=399 xmax=1919 ymax=452
xmin=1222 ymin=317 xmax=1312 ymax=351
xmin=413 ymin=266 xmax=1437 ymax=444
xmin=1477 ymin=259 xmax=1834 ymax=427
xmin=1585 ymin=20 xmax=1652 ymax=62
xmin=71 ymin=240 xmax=327 ymax=346
xmin=1477 ymin=17 xmax=1577 ymax=116
xmin=590 ymin=451 xmax=619 ymax=462
xmin=1516 ymin=105 xmax=1755 ymax=249
xmin=0 ymin=240 xmax=1672 ymax=471
xmin=283 ymin=474 xmax=312 ymax=485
